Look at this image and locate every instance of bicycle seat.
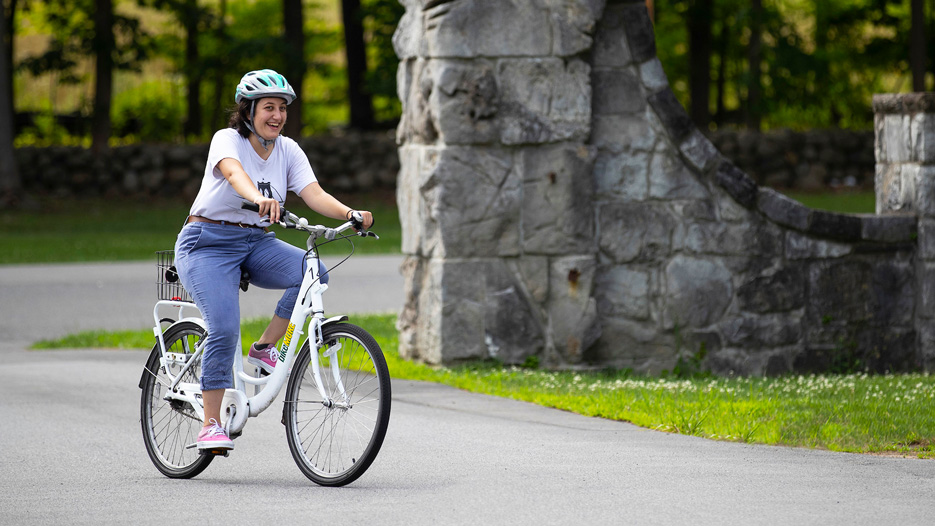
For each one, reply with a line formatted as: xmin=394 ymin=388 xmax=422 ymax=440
xmin=239 ymin=269 xmax=251 ymax=292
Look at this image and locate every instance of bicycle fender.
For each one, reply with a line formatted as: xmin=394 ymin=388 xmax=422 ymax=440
xmin=140 ymin=318 xmax=208 ymax=390
xmin=321 ymin=315 xmax=349 ymax=330
xmin=174 ymin=317 xmax=208 ymax=331
xmin=139 ymin=347 xmax=160 ymax=390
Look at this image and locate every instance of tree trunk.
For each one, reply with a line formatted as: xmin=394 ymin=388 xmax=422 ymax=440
xmin=3 ymin=0 xmax=16 ymax=134
xmin=687 ymin=0 xmax=713 ymax=129
xmin=714 ymin=16 xmax=728 ymax=126
xmin=283 ymin=0 xmax=305 ymax=138
xmin=813 ymin=2 xmax=839 ymax=126
xmin=745 ymin=0 xmax=762 ymax=130
xmin=184 ymin=0 xmax=202 ymax=137
xmin=342 ymin=0 xmax=373 ymax=130
xmin=211 ymin=0 xmax=227 ymax=131
xmin=91 ymin=0 xmax=114 ymax=157
xmin=0 ymin=2 xmax=20 ymax=205
xmin=911 ymin=0 xmax=927 ymax=92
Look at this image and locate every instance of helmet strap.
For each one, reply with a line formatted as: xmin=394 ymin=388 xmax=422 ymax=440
xmin=245 ymin=100 xmax=276 ymax=151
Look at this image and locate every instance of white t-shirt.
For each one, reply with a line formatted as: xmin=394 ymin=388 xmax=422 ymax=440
xmin=189 ymin=128 xmax=318 ymax=226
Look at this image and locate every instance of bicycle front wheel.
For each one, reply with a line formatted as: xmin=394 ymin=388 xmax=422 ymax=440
xmin=140 ymin=321 xmax=213 ymax=478
xmin=284 ymin=322 xmax=391 ymax=486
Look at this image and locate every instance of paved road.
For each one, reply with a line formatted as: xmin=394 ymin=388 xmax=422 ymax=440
xmin=0 ymin=255 xmax=405 ymax=344
xmin=1 ymin=260 xmax=934 ymax=525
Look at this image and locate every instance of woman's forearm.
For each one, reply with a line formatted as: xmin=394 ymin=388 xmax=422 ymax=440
xmin=218 ymin=158 xmax=264 ymax=203
xmin=299 ymin=183 xmax=353 ymax=220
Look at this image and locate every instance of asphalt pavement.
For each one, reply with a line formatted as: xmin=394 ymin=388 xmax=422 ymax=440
xmin=1 ymin=259 xmax=934 ymax=525
xmin=0 ymin=255 xmax=405 ymax=344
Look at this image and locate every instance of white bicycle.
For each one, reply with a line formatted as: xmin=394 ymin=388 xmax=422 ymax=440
xmin=139 ymin=206 xmax=391 ymax=486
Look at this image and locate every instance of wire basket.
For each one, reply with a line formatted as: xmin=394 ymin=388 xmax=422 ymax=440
xmin=156 ymin=250 xmax=191 ymax=302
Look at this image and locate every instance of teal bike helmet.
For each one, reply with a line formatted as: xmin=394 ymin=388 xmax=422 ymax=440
xmin=234 ymin=69 xmax=296 ymax=149
xmin=235 ymin=69 xmax=296 ymax=105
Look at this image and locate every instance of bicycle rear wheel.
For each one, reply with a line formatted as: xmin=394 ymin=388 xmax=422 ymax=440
xmin=140 ymin=321 xmax=213 ymax=478
xmin=284 ymin=322 xmax=391 ymax=486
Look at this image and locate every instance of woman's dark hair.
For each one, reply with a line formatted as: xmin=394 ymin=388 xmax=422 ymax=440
xmin=228 ymin=100 xmax=253 ymax=138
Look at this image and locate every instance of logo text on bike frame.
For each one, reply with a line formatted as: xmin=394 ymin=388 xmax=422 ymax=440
xmin=281 ymin=323 xmax=295 ymax=362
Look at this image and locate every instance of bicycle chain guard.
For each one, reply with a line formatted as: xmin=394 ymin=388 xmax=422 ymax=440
xmin=221 ymin=389 xmax=249 ymax=435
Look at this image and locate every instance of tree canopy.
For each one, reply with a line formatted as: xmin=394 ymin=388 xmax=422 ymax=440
xmin=655 ymin=0 xmax=931 ymax=130
xmin=1 ymin=0 xmax=931 ymax=147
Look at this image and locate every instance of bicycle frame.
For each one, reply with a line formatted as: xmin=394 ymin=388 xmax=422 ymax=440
xmin=150 ymin=216 xmax=362 ymax=436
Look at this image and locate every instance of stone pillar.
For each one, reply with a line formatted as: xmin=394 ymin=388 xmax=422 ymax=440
xmin=393 ymin=4 xmax=925 ymax=374
xmin=873 ymin=93 xmax=935 ymax=368
xmin=393 ymin=0 xmax=607 ymax=366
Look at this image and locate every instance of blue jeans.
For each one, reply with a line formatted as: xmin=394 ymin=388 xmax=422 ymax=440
xmin=174 ymin=222 xmax=328 ymax=390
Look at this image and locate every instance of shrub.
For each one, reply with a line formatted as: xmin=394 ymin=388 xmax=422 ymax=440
xmin=112 ymin=81 xmax=185 ymax=142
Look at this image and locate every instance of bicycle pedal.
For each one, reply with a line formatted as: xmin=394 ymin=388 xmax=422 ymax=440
xmin=199 ymin=448 xmax=230 ymax=457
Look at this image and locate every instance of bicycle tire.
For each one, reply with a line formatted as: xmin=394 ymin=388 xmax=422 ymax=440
xmin=140 ymin=321 xmax=213 ymax=478
xmin=283 ymin=322 xmax=391 ymax=486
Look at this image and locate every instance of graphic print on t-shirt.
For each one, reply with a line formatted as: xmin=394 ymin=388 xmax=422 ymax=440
xmin=258 ymin=181 xmax=273 ymax=199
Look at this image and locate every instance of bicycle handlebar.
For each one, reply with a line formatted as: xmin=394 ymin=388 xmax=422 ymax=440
xmin=240 ymin=202 xmax=378 ymax=240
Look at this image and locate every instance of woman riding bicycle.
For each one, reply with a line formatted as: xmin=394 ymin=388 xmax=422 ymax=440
xmin=173 ymin=68 xmax=373 ymax=451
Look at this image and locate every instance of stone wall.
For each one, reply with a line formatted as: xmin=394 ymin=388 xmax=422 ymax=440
xmin=394 ymin=0 xmax=925 ymax=375
xmin=12 ymin=126 xmax=873 ymax=198
xmin=14 ymin=129 xmax=399 ymax=199
xmin=708 ymin=129 xmax=875 ymax=190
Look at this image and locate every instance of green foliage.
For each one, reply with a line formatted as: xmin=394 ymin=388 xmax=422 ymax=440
xmin=9 ymin=0 xmax=929 ymax=142
xmin=111 ymin=81 xmax=184 ymax=142
xmin=17 ymin=0 xmax=150 ymax=80
xmin=653 ymin=0 xmax=921 ymax=131
xmin=666 ymin=322 xmax=710 ymax=379
xmin=363 ymin=0 xmax=405 ymax=124
xmin=672 ymin=342 xmax=709 ymax=379
xmin=829 ymin=335 xmax=864 ymax=375
xmin=301 ymin=3 xmax=351 ymax=134
xmin=521 ymin=355 xmax=541 ymax=370
xmin=13 ymin=104 xmax=84 ymax=147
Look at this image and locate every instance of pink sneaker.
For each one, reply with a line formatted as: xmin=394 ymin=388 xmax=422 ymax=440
xmin=197 ymin=419 xmax=234 ymax=450
xmin=248 ymin=342 xmax=277 ymax=374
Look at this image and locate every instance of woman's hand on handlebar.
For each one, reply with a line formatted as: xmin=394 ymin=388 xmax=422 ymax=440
xmin=254 ymin=196 xmax=281 ymax=224
xmin=358 ymin=210 xmax=374 ymax=230
xmin=347 ymin=209 xmax=374 ymax=231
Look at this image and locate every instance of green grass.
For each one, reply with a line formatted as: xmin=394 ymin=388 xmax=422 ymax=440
xmin=0 ymin=190 xmax=400 ymax=264
xmin=784 ymin=190 xmax=876 ymax=214
xmin=1 ymin=190 xmax=875 ymax=265
xmin=33 ymin=313 xmax=935 ymax=458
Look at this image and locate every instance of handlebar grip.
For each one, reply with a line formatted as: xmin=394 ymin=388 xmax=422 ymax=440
xmin=348 ymin=210 xmax=375 ymax=230
xmin=241 ymin=202 xmax=260 ymax=212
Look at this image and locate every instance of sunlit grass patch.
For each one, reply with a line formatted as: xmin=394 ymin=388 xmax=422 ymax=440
xmin=380 ymin=354 xmax=935 ymax=457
